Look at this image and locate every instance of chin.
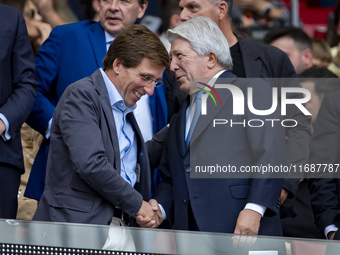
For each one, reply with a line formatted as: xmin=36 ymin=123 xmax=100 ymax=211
xmin=179 ymin=83 xmax=191 ymax=95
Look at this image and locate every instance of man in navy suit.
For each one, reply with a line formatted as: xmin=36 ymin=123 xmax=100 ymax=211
xmin=137 ymin=17 xmax=285 ymax=236
xmin=25 ymin=0 xmax=148 ymax=200
xmin=0 ymin=4 xmax=36 ymax=219
xmin=171 ymin=0 xmax=311 ymax=205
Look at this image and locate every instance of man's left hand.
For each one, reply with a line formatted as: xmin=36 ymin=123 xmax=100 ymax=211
xmin=234 ymin=209 xmax=261 ymax=235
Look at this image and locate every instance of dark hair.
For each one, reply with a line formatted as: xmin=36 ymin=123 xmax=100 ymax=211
xmin=264 ymin=27 xmax=312 ymax=51
xmin=103 ymin=24 xmax=169 ymax=70
xmin=299 ymin=66 xmax=340 ymax=97
xmin=160 ymin=0 xmax=181 ymax=31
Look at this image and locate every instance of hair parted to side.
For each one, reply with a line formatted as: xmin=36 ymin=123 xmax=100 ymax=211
xmin=103 ymin=24 xmax=169 ymax=70
xmin=167 ymin=16 xmax=233 ymax=70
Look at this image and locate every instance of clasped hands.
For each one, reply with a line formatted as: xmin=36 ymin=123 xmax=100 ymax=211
xmin=135 ymin=199 xmax=162 ymax=228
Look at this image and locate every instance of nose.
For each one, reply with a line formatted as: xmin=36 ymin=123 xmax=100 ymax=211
xmin=34 ymin=11 xmax=43 ymax=21
xmin=144 ymin=84 xmax=155 ymax=96
xmin=108 ymin=0 xmax=119 ymax=11
xmin=179 ymin=9 xmax=190 ymax=22
xmin=170 ymin=58 xmax=179 ymax=73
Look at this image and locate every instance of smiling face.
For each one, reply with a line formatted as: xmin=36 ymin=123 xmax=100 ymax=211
xmin=99 ymin=0 xmax=147 ymax=37
xmin=170 ymin=38 xmax=211 ymax=95
xmin=109 ymin=58 xmax=165 ymax=107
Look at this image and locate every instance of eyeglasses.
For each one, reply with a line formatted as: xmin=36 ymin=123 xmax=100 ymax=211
xmin=24 ymin=9 xmax=40 ymax=20
xmin=135 ymin=68 xmax=163 ymax=87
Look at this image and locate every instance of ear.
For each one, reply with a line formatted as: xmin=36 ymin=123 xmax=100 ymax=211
xmin=137 ymin=1 xmax=148 ymax=19
xmin=207 ymin=51 xmax=218 ymax=69
xmin=302 ymin=48 xmax=313 ymax=68
xmin=216 ymin=1 xmax=228 ymax=21
xmin=112 ymin=58 xmax=123 ymax=74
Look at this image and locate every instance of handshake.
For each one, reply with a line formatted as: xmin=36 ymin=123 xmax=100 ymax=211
xmin=135 ymin=199 xmax=162 ymax=228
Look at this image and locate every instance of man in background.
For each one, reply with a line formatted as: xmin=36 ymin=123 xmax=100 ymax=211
xmin=0 ymin=3 xmax=36 ymax=219
xmin=264 ymin=26 xmax=314 ymax=75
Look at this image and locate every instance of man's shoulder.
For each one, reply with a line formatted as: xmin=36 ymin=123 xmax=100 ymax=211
xmin=0 ymin=4 xmax=20 ymax=17
xmin=53 ymin=20 xmax=100 ymax=34
xmin=0 ymin=4 xmax=22 ymax=30
xmin=61 ymin=76 xmax=97 ymax=100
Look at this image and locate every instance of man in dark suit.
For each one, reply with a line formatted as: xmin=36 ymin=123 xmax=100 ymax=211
xmin=0 ymin=4 xmax=37 ymax=219
xmin=25 ymin=0 xmax=148 ymax=201
xmin=138 ymin=17 xmax=285 ymax=236
xmin=33 ymin=25 xmax=169 ymax=225
xmin=309 ymin=90 xmax=340 ymax=240
xmin=173 ymin=0 xmax=311 ymax=204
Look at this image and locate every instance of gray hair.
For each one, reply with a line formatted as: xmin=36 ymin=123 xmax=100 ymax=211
xmin=167 ymin=16 xmax=233 ymax=70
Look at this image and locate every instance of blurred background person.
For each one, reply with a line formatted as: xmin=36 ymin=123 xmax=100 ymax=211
xmin=299 ymin=67 xmax=340 ymax=128
xmin=24 ymin=0 xmax=52 ymax=54
xmin=264 ymin=26 xmax=313 ymax=74
xmin=33 ymin=0 xmax=77 ymax=27
xmin=328 ymin=3 xmax=340 ymax=76
xmin=232 ymin=0 xmax=290 ymax=39
xmin=311 ymin=37 xmax=332 ymax=68
xmin=158 ymin=0 xmax=181 ymax=52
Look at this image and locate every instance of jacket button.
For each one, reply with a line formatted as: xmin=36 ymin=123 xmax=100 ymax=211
xmin=183 ymin=199 xmax=187 ymax=205
xmin=186 ymin=167 xmax=191 ymax=173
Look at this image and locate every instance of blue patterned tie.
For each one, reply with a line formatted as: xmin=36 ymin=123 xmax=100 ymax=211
xmin=186 ymin=91 xmax=203 ymax=147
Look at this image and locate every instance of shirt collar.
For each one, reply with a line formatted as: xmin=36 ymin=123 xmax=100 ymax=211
xmin=100 ymin=68 xmax=136 ymax=113
xmin=105 ymin=31 xmax=115 ymax=44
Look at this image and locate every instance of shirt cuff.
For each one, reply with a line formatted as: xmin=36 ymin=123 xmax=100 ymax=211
xmin=45 ymin=118 xmax=53 ymax=139
xmin=325 ymin=224 xmax=338 ymax=239
xmin=244 ymin=203 xmax=266 ymax=217
xmin=0 ymin=113 xmax=11 ymax=141
xmin=159 ymin=203 xmax=166 ymax=221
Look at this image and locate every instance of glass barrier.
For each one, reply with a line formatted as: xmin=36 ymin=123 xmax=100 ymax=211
xmin=0 ymin=219 xmax=340 ymax=255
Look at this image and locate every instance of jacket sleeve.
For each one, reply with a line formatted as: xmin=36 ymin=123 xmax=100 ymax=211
xmin=26 ymin=26 xmax=63 ymax=135
xmin=308 ymin=93 xmax=340 ymax=235
xmin=0 ymin=9 xmax=36 ymax=139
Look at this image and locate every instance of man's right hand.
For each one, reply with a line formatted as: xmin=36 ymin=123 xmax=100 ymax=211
xmin=135 ymin=200 xmax=162 ymax=228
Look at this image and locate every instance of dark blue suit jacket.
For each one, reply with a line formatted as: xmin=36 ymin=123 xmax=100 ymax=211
xmin=25 ymin=20 xmax=168 ymax=200
xmin=155 ymin=71 xmax=285 ymax=235
xmin=0 ymin=4 xmax=36 ymax=172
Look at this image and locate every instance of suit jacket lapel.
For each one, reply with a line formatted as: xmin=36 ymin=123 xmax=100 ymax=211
xmin=238 ymin=37 xmax=262 ymax=77
xmin=190 ymin=72 xmax=237 ymax=145
xmin=88 ymin=22 xmax=106 ymax=68
xmin=179 ymin=96 xmax=190 ymax=156
xmin=91 ymin=69 xmax=121 ymax=172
